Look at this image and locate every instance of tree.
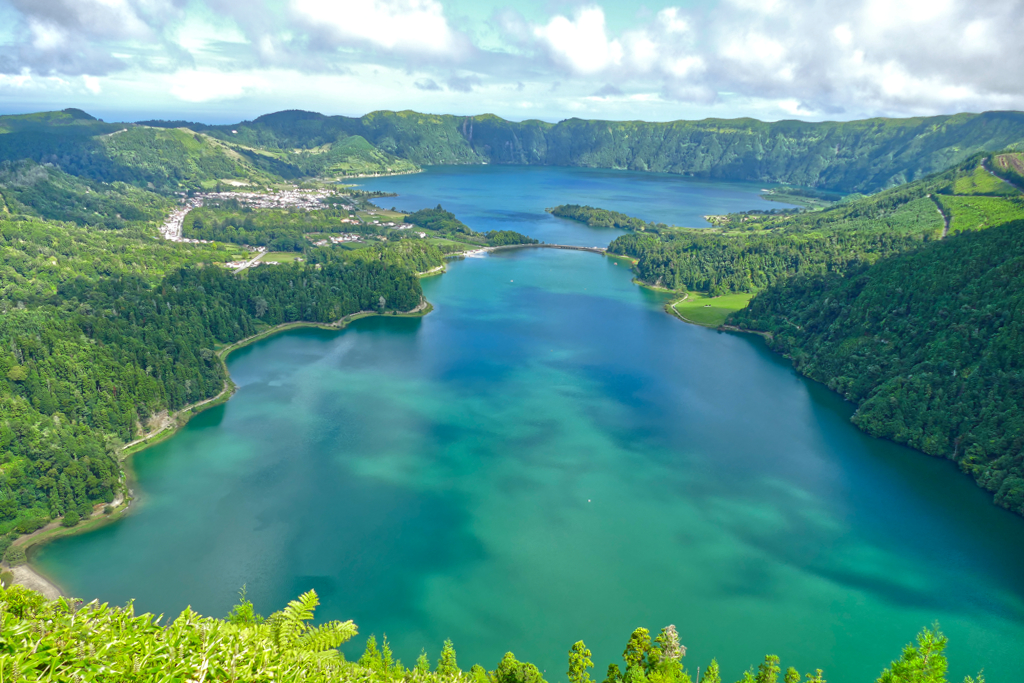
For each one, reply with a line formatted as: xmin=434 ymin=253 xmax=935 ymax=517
xmin=496 ymin=652 xmax=546 ymax=683
xmin=623 ymin=628 xmax=652 ymax=668
xmin=360 ymin=634 xmax=383 ymax=671
xmin=700 ymin=660 xmax=721 ymax=683
xmin=623 ymin=628 xmax=652 ymax=683
xmin=471 ymin=664 xmax=490 ymax=683
xmin=226 ymin=585 xmax=263 ymax=626
xmin=604 ymin=664 xmax=623 ymax=683
xmin=381 ymin=634 xmax=396 ymax=673
xmin=416 ymin=649 xmax=431 ymax=673
xmin=875 ymin=626 xmax=947 ymax=683
xmin=61 ymin=509 xmax=80 ymax=527
xmin=568 ymin=641 xmax=595 ymax=683
xmin=756 ymin=656 xmax=781 ymax=683
xmin=650 ymin=625 xmax=688 ymax=683
xmin=785 ymin=668 xmax=800 ymax=683
xmin=437 ymin=638 xmax=459 ymax=677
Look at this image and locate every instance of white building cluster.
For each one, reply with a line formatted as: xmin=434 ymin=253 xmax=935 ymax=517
xmin=159 ymin=188 xmax=352 ymax=242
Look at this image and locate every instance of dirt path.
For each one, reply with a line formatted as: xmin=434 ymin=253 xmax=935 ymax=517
xmin=929 ymin=194 xmax=951 ymax=238
xmin=119 ymin=384 xmax=231 ymax=453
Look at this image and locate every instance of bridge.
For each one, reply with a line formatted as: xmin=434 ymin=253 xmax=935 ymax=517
xmin=490 ymin=243 xmax=607 ymax=254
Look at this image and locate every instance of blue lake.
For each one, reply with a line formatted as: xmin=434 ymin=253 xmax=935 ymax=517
xmin=37 ymin=166 xmax=1024 ymax=683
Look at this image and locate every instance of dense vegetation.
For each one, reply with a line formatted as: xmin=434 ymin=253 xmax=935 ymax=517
xmin=0 ymin=115 xmax=270 ymax=193
xmin=166 ymin=108 xmax=1024 ymax=193
xmin=0 ymin=583 xmax=980 ymax=683
xmin=730 ymin=219 xmax=1024 ymax=516
xmin=0 ymin=211 xmax=422 ymax=543
xmin=0 ymin=162 xmax=172 ymax=230
xmin=592 ymin=156 xmax=1024 ymax=295
xmin=550 ymin=205 xmax=662 ymax=232
xmin=405 ymin=205 xmax=476 ymax=237
xmin=486 ymin=230 xmax=539 ymax=246
xmin=184 ymin=203 xmax=366 ymax=251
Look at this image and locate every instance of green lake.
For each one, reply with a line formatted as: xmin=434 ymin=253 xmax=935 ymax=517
xmin=36 ymin=167 xmax=1024 ymax=682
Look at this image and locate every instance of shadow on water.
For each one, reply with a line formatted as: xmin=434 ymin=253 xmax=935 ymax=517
xmin=710 ymin=333 xmax=1024 ymax=619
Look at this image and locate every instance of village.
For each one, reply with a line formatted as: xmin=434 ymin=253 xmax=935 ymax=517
xmin=156 ymin=186 xmax=428 ymax=272
xmin=159 ymin=188 xmax=351 ymax=241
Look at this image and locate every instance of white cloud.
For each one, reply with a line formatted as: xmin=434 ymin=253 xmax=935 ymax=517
xmin=534 ymin=7 xmax=623 ymax=75
xmin=291 ymin=0 xmax=460 ymax=56
xmin=168 ymin=69 xmax=266 ymax=102
xmin=2 ymin=0 xmax=1024 ymax=123
xmin=657 ymin=8 xmax=689 ymax=34
xmin=83 ymin=74 xmax=102 ymax=93
xmin=29 ymin=19 xmax=67 ymax=50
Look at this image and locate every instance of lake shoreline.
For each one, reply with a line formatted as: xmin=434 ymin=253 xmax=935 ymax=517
xmin=11 ymin=300 xmax=433 ymax=598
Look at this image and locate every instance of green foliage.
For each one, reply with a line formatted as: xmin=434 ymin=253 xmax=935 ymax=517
xmin=227 ymin=585 xmax=264 ymax=626
xmin=437 ymin=638 xmax=459 ymax=677
xmin=623 ymin=627 xmax=652 ymax=668
xmin=0 ymin=588 xmax=974 ymax=683
xmin=731 ymin=220 xmax=1024 ymax=516
xmin=3 ymin=544 xmax=25 ymax=565
xmin=935 ymin=195 xmax=1024 ymax=235
xmin=875 ymin=626 xmax=948 ymax=683
xmin=405 ymin=205 xmax=476 ymax=237
xmin=169 ymin=108 xmax=1024 ymax=193
xmin=569 ymin=641 xmax=595 ymax=683
xmin=0 ymin=161 xmax=171 ymax=230
xmin=60 ymin=509 xmax=79 ymax=527
xmin=0 ymin=213 xmax=422 ymax=527
xmin=184 ymin=201 xmax=366 ymax=251
xmin=756 ymin=656 xmax=781 ymax=683
xmin=551 ymin=205 xmax=660 ymax=231
xmin=701 ymin=660 xmax=721 ymax=683
xmin=605 ymin=155 xmax=1024 ymax=295
xmin=495 ymin=651 xmax=547 ymax=683
xmin=322 ymin=240 xmax=447 ymax=274
xmin=486 ymin=230 xmax=539 ymax=246
xmin=951 ymin=164 xmax=1017 ymax=196
xmin=0 ymin=585 xmax=360 ymax=682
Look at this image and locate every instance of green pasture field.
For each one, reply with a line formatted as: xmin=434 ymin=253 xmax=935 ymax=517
xmin=671 ymin=292 xmax=755 ymax=327
xmin=258 ymin=251 xmax=305 ymax=264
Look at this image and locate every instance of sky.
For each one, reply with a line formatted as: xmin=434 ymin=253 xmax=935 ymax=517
xmin=0 ymin=0 xmax=1022 ymax=124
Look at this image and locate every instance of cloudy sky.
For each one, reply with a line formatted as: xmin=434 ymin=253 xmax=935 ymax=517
xmin=1 ymin=0 xmax=1022 ymax=124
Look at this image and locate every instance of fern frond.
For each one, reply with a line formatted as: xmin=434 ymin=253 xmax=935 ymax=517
xmin=269 ymin=591 xmax=320 ymax=651
xmin=297 ymin=620 xmax=358 ymax=653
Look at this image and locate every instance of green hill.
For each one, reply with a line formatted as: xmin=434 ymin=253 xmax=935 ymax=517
xmin=596 ymin=154 xmax=1024 ymax=293
xmin=730 ymin=218 xmax=1024 ymax=518
xmin=169 ymin=108 xmax=1024 ymax=193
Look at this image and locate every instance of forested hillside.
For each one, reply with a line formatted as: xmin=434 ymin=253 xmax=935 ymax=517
xmin=169 ymin=108 xmax=1024 ymax=192
xmin=729 ymin=218 xmax=1024 ymax=517
xmin=9 ymin=107 xmax=1024 ymax=194
xmin=592 ymin=155 xmax=1024 ymax=294
xmin=0 ymin=583 xmax=976 ymax=683
xmin=0 ymin=212 xmax=423 ymax=547
xmin=0 ymin=113 xmax=272 ymax=193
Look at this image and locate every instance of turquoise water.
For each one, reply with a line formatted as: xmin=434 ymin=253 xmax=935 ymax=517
xmin=37 ymin=168 xmax=1024 ymax=682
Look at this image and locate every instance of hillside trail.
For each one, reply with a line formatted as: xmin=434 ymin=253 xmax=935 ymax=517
xmin=928 ymin=194 xmax=951 ymax=238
